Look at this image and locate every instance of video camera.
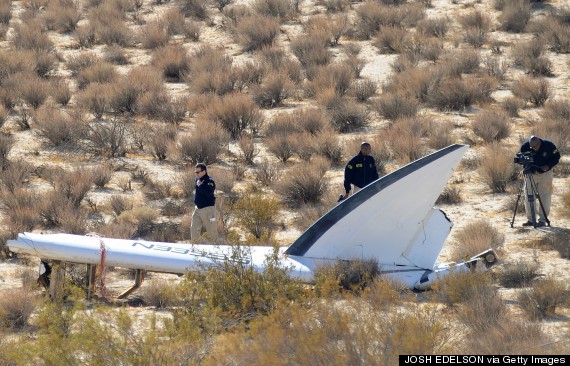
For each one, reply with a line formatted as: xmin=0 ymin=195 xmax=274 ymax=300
xmin=514 ymin=151 xmax=534 ymax=166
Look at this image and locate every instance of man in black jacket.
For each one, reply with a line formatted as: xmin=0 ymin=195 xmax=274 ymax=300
xmin=520 ymin=136 xmax=561 ymax=227
xmin=191 ymin=163 xmax=218 ymax=240
xmin=343 ymin=142 xmax=380 ymax=199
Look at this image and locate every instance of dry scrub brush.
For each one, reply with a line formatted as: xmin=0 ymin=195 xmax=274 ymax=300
xmin=275 ymin=156 xmax=330 ymax=206
xmin=451 ymin=219 xmax=504 ymax=261
xmin=477 ymin=144 xmax=516 ymax=193
xmin=0 ymin=289 xmax=37 ymax=330
xmin=497 ymin=259 xmax=542 ymax=288
xmin=517 ymin=277 xmax=569 ymax=320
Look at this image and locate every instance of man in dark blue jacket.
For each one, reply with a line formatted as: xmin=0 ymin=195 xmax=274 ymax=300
xmin=191 ymin=163 xmax=218 ymax=240
xmin=343 ymin=142 xmax=380 ymax=199
xmin=520 ymin=136 xmax=560 ymax=227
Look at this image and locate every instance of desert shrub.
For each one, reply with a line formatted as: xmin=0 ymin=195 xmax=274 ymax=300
xmin=456 ymin=278 xmax=509 ymax=334
xmin=327 ymin=99 xmax=370 ymax=133
xmin=499 ymin=0 xmax=531 ymax=33
xmin=10 ymin=73 xmax=49 ymax=109
xmin=253 ymin=0 xmax=298 ymax=20
xmin=107 ymin=195 xmax=133 ymax=216
xmin=205 ymin=93 xmax=264 ymax=138
xmin=427 ymin=77 xmax=475 ymax=111
xmin=375 ymin=92 xmax=419 ymax=120
xmin=433 ymin=270 xmax=494 ymax=306
xmin=275 ymin=157 xmax=329 ymax=205
xmin=436 ymin=184 xmax=462 ymax=204
xmin=0 ymin=289 xmax=37 ymax=329
xmin=353 ymin=2 xmax=424 ymax=39
xmin=352 ymin=79 xmax=377 ymax=102
xmin=0 ymin=159 xmax=33 ymax=194
xmin=237 ymin=133 xmax=258 ymax=164
xmin=151 ymin=44 xmax=190 ymax=81
xmin=181 ymin=0 xmax=209 ymax=20
xmin=186 ymin=46 xmax=234 ymax=94
xmin=176 ymin=120 xmax=230 ymax=164
xmin=305 ymin=14 xmax=348 ymax=47
xmin=74 ymin=23 xmax=96 ymax=48
xmin=0 ymin=0 xmax=11 ymax=25
xmin=497 ymin=259 xmax=541 ymax=288
xmin=0 ymin=104 xmax=5 ymax=128
xmin=233 ymin=190 xmax=281 ymax=239
xmin=235 ymin=15 xmax=280 ymax=52
xmin=374 ymin=26 xmax=408 ymax=54
xmin=265 ymin=134 xmax=296 ymax=162
xmin=66 ymin=52 xmax=98 ymax=76
xmin=87 ymin=118 xmax=128 ymax=157
xmin=383 ymin=117 xmax=428 ymax=164
xmin=92 ymin=14 xmax=134 ymax=47
xmin=184 ymin=20 xmax=201 ymax=42
xmin=140 ymin=279 xmax=178 ymax=308
xmin=417 ymin=16 xmax=450 ymax=38
xmin=547 ymin=22 xmax=570 ymax=54
xmin=315 ymin=258 xmax=380 ymax=296
xmin=459 ymin=10 xmax=492 ymax=32
xmin=161 ymin=7 xmax=186 ymax=36
xmin=512 ymin=77 xmax=551 ymax=107
xmin=0 ymin=132 xmax=12 ymax=170
xmin=452 ymin=219 xmax=505 ymax=261
xmin=34 ymin=102 xmax=88 ymax=147
xmin=141 ymin=22 xmax=170 ymax=49
xmin=501 ymin=96 xmax=524 ymax=117
xmin=471 ymin=109 xmax=512 ymax=143
xmin=251 ymin=73 xmax=293 ymax=108
xmin=143 ymin=178 xmax=173 ymax=200
xmin=482 ymin=55 xmax=509 ymax=81
xmin=511 ymin=38 xmax=553 ymax=76
xmin=532 ymin=116 xmax=570 ymax=155
xmin=76 ymin=61 xmax=118 ymax=90
xmin=314 ymin=129 xmax=343 ymax=165
xmin=118 ymin=206 xmax=159 ymax=236
xmin=290 ymin=34 xmax=330 ymax=67
xmin=49 ymin=78 xmax=72 ymax=106
xmin=11 ymin=23 xmax=54 ymax=52
xmin=254 ymin=158 xmax=283 ymax=186
xmin=539 ymin=228 xmax=570 ymax=259
xmin=147 ymin=124 xmax=176 ymax=161
xmin=104 ymin=45 xmax=128 ymax=65
xmin=43 ymin=0 xmax=81 ymax=33
xmin=76 ymin=83 xmax=112 ymax=118
xmin=91 ymin=164 xmax=114 ymax=188
xmin=427 ymin=120 xmax=455 ymax=150
xmin=441 ymin=49 xmax=481 ymax=77
xmin=518 ymin=277 xmax=569 ymax=320
xmin=306 ymin=63 xmax=355 ymax=98
xmin=39 ymin=192 xmax=88 ymax=233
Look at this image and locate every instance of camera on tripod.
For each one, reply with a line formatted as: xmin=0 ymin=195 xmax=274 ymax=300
xmin=514 ymin=151 xmax=534 ymax=166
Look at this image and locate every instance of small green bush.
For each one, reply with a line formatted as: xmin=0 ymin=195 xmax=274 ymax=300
xmin=233 ymin=190 xmax=281 ymax=239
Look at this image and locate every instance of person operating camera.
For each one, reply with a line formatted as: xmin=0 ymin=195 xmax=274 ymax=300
xmin=519 ymin=136 xmax=560 ymax=227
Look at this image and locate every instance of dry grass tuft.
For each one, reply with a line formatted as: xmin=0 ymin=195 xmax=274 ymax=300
xmin=471 ymin=109 xmax=512 ymax=143
xmin=517 ymin=277 xmax=569 ymax=320
xmin=0 ymin=289 xmax=37 ymax=329
xmin=452 ymin=219 xmax=504 ymax=261
xmin=477 ymin=144 xmax=516 ymax=193
xmin=497 ymin=259 xmax=542 ymax=288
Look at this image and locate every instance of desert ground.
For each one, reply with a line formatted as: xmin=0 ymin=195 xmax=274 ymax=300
xmin=0 ymin=0 xmax=569 ymax=361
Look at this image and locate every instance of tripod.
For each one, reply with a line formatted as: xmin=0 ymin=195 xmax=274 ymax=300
xmin=510 ymin=166 xmax=550 ymax=228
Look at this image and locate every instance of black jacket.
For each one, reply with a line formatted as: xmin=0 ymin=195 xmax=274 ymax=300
xmin=520 ymin=138 xmax=560 ymax=173
xmin=194 ymin=174 xmax=216 ymax=209
xmin=344 ymin=152 xmax=379 ymax=193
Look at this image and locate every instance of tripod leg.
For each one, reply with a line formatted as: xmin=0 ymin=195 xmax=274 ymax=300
xmin=524 ymin=174 xmax=537 ymax=226
xmin=529 ymin=175 xmax=551 ymax=226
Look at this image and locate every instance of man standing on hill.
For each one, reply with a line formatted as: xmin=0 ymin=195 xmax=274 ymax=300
xmin=520 ymin=136 xmax=560 ymax=227
xmin=191 ymin=163 xmax=218 ymax=241
xmin=343 ymin=142 xmax=380 ymax=199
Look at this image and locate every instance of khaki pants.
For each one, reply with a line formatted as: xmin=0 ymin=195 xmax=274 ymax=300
xmin=352 ymin=185 xmax=362 ymax=194
xmin=524 ymin=170 xmax=553 ymax=223
xmin=191 ymin=206 xmax=218 ymax=241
